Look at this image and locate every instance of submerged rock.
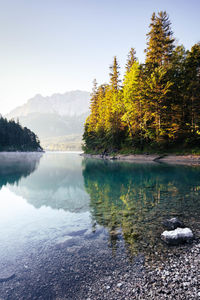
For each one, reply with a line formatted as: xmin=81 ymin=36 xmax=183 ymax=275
xmin=0 ymin=272 xmax=15 ymax=283
xmin=161 ymin=227 xmax=194 ymax=245
xmin=162 ymin=217 xmax=184 ymax=230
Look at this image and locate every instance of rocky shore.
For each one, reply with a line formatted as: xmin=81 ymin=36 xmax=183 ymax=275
xmin=0 ymin=230 xmax=199 ymax=299
xmin=82 ymin=153 xmax=200 ymax=165
xmin=85 ymin=241 xmax=200 ymax=300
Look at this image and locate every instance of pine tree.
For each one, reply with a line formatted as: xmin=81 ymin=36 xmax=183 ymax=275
xmin=107 ymin=56 xmax=124 ymax=149
xmin=168 ymin=45 xmax=188 ymax=140
xmin=109 ymin=56 xmax=120 ymax=91
xmin=145 ymin=11 xmax=175 ymax=71
xmin=185 ymin=43 xmax=200 ymax=137
xmin=0 ymin=116 xmax=42 ymax=151
xmin=125 ymin=48 xmax=137 ymax=73
xmin=143 ymin=11 xmax=175 ymax=144
xmin=88 ymin=79 xmax=99 ymax=131
xmin=143 ymin=66 xmax=173 ymax=143
xmin=83 ymin=11 xmax=200 ymax=153
xmin=122 ymin=61 xmax=141 ymax=142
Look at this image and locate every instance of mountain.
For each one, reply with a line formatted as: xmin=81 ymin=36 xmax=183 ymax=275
xmin=8 ymin=153 xmax=90 ymax=212
xmin=7 ymin=90 xmax=90 ymax=118
xmin=6 ymin=90 xmax=90 ymax=150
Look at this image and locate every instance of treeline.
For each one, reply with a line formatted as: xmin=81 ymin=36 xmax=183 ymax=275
xmin=83 ymin=11 xmax=200 ymax=154
xmin=0 ymin=116 xmax=42 ymax=151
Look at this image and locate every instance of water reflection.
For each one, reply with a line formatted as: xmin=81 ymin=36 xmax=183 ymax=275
xmin=82 ymin=158 xmax=200 ymax=255
xmin=0 ymin=152 xmax=42 ymax=189
xmin=2 ymin=153 xmax=200 ymax=257
xmin=9 ymin=153 xmax=90 ymax=212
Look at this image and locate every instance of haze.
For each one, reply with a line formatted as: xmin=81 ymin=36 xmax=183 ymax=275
xmin=0 ymin=0 xmax=199 ymax=114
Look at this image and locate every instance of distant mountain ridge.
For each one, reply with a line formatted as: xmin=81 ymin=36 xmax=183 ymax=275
xmin=7 ymin=90 xmax=90 ymax=118
xmin=6 ymin=90 xmax=90 ymax=151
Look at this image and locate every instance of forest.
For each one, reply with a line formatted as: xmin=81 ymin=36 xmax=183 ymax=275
xmin=0 ymin=116 xmax=42 ymax=151
xmin=83 ymin=11 xmax=200 ymax=154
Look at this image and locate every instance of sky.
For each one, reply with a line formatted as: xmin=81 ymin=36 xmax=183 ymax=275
xmin=0 ymin=0 xmax=200 ymax=115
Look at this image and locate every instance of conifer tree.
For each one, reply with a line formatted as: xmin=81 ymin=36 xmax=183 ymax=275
xmin=144 ymin=11 xmax=175 ymax=144
xmin=107 ymin=56 xmax=123 ymax=149
xmin=83 ymin=11 xmax=200 ymax=153
xmin=125 ymin=48 xmax=137 ymax=73
xmin=122 ymin=61 xmax=140 ymax=142
xmin=143 ymin=66 xmax=173 ymax=143
xmin=185 ymin=43 xmax=200 ymax=136
xmin=145 ymin=11 xmax=175 ymax=70
xmin=0 ymin=116 xmax=42 ymax=151
xmin=109 ymin=56 xmax=120 ymax=91
xmin=88 ymin=79 xmax=99 ymax=131
xmin=168 ymin=45 xmax=188 ymax=140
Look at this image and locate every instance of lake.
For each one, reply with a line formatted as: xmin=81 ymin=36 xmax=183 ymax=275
xmin=0 ymin=152 xmax=200 ymax=299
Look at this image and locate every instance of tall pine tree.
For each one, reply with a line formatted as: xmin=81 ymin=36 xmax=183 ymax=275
xmin=145 ymin=11 xmax=175 ymax=71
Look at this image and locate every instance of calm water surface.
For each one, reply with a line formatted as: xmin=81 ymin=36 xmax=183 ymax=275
xmin=0 ymin=152 xmax=200 ymax=299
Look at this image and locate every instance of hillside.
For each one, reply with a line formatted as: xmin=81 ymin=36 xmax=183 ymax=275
xmin=0 ymin=117 xmax=42 ymax=152
xmin=6 ymin=90 xmax=90 ymax=150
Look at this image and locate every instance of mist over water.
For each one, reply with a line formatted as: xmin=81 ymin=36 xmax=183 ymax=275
xmin=0 ymin=152 xmax=200 ymax=298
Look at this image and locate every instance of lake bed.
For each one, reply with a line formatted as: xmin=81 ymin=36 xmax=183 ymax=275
xmin=0 ymin=152 xmax=199 ymax=299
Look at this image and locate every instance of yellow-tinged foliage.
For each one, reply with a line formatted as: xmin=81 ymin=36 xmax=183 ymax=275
xmin=83 ymin=11 xmax=200 ymax=153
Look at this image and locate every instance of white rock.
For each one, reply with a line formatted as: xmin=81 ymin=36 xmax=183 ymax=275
xmin=161 ymin=227 xmax=193 ymax=245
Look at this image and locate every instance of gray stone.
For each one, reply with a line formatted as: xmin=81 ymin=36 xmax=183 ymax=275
xmin=161 ymin=227 xmax=194 ymax=245
xmin=162 ymin=217 xmax=184 ymax=230
xmin=0 ymin=272 xmax=15 ymax=283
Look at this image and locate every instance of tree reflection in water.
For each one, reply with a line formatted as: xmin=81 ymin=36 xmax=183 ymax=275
xmin=0 ymin=152 xmax=42 ymax=189
xmin=82 ymin=158 xmax=200 ymax=257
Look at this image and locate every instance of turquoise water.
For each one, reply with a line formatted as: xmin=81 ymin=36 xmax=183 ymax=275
xmin=0 ymin=152 xmax=200 ymax=298
xmin=83 ymin=158 xmax=200 ymax=256
xmin=0 ymin=153 xmax=91 ymax=261
xmin=0 ymin=153 xmax=200 ymax=257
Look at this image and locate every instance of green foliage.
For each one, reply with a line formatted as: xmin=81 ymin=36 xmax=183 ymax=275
xmin=0 ymin=116 xmax=42 ymax=151
xmin=83 ymin=11 xmax=200 ymax=154
xmin=145 ymin=11 xmax=175 ymax=71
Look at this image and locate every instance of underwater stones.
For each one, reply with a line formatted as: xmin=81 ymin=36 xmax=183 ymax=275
xmin=161 ymin=227 xmax=194 ymax=245
xmin=162 ymin=217 xmax=184 ymax=230
xmin=0 ymin=271 xmax=15 ymax=283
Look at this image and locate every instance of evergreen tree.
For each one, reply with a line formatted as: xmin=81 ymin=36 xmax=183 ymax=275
xmin=83 ymin=11 xmax=200 ymax=154
xmin=144 ymin=11 xmax=175 ymax=144
xmin=109 ymin=56 xmax=120 ymax=91
xmin=168 ymin=45 xmax=188 ymax=140
xmin=145 ymin=11 xmax=175 ymax=71
xmin=142 ymin=66 xmax=173 ymax=143
xmin=0 ymin=116 xmax=42 ymax=151
xmin=107 ymin=56 xmax=124 ymax=149
xmin=185 ymin=43 xmax=200 ymax=137
xmin=122 ymin=61 xmax=141 ymax=143
xmin=125 ymin=48 xmax=137 ymax=73
xmin=88 ymin=79 xmax=99 ymax=131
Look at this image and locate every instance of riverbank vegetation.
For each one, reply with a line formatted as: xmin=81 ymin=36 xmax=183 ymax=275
xmin=0 ymin=116 xmax=42 ymax=151
xmin=83 ymin=11 xmax=200 ymax=154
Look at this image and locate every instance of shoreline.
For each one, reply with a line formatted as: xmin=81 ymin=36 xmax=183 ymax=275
xmin=85 ymin=240 xmax=200 ymax=299
xmin=81 ymin=153 xmax=200 ymax=165
xmin=1 ymin=230 xmax=199 ymax=299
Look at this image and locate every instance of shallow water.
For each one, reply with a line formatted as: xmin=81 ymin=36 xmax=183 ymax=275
xmin=0 ymin=152 xmax=200 ymax=299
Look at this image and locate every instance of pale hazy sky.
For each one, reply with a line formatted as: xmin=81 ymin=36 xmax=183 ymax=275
xmin=0 ymin=0 xmax=200 ymax=115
